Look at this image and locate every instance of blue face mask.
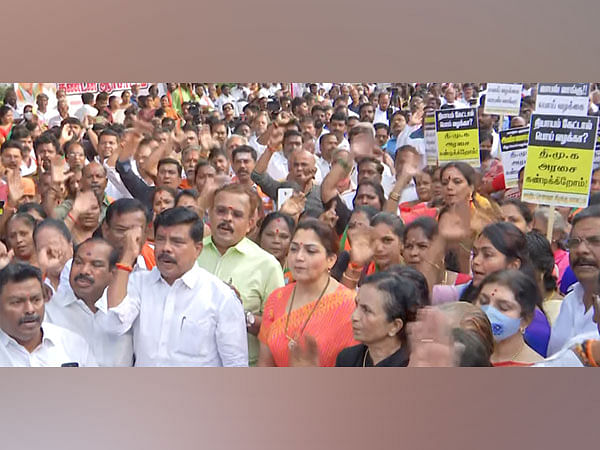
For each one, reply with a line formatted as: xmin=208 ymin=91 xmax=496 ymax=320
xmin=480 ymin=305 xmax=521 ymax=342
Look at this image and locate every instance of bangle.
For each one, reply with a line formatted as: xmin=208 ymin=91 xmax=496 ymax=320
xmin=67 ymin=212 xmax=78 ymax=224
xmin=115 ymin=263 xmax=133 ymax=273
xmin=389 ymin=192 xmax=400 ymax=202
xmin=349 ymin=261 xmax=364 ymax=271
xmin=585 ymin=340 xmax=599 ymax=367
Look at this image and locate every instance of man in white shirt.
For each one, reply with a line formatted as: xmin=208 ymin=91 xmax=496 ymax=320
xmin=373 ymin=91 xmax=396 ymax=125
xmin=46 ymin=238 xmax=134 ymax=366
xmin=547 ymin=206 xmax=600 ymax=355
xmin=395 ymin=97 xmax=425 ymax=152
xmin=0 ymin=262 xmax=96 ymax=367
xmin=73 ymin=93 xmax=98 ymax=123
xmin=96 ymin=207 xmax=248 ymax=367
xmin=215 ymin=85 xmax=239 ymax=116
xmin=47 ymin=99 xmax=70 ymax=129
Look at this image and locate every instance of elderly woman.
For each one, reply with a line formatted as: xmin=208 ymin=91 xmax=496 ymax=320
xmin=336 ymin=272 xmax=422 ymax=367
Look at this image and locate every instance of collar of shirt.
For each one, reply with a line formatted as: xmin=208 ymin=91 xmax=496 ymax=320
xmin=204 ymin=236 xmax=253 ymax=257
xmin=146 ymin=263 xmax=203 ymax=290
xmin=0 ymin=323 xmax=57 ymax=350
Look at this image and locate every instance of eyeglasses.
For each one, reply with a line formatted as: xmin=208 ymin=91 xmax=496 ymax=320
xmin=566 ymin=235 xmax=600 ymax=250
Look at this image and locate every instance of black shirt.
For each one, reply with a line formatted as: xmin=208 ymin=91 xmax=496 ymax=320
xmin=335 ymin=344 xmax=409 ymax=367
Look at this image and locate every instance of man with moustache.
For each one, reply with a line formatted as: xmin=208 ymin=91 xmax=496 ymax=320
xmin=197 ymin=183 xmax=284 ymax=366
xmin=97 ymin=207 xmax=248 ymax=366
xmin=547 ymin=205 xmax=600 ymax=355
xmin=0 ymin=263 xmax=96 ymax=367
xmin=45 ymin=238 xmax=134 ymax=366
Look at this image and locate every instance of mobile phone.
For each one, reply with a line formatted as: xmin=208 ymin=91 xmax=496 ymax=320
xmin=277 ymin=188 xmax=294 ymax=211
xmin=61 ymin=362 xmax=79 ymax=367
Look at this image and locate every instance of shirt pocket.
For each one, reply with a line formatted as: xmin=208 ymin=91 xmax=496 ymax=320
xmin=175 ymin=316 xmax=214 ymax=358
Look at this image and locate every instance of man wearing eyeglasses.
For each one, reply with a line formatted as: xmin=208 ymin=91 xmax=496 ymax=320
xmin=547 ymin=205 xmax=600 ymax=355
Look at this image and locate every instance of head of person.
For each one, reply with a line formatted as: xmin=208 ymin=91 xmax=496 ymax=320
xmin=353 ymin=180 xmax=385 ymax=210
xmin=282 ymin=129 xmax=303 ymax=160
xmin=70 ymin=238 xmax=118 ymax=304
xmin=153 ymin=207 xmax=204 ymax=285
xmin=95 ymin=92 xmax=109 ymax=111
xmin=471 ymin=222 xmax=531 ymax=288
xmin=386 ymin=265 xmax=431 ymax=306
xmin=181 ymin=146 xmax=201 ymax=181
xmin=357 ymin=157 xmax=384 ymax=185
xmin=566 ymin=205 xmax=600 ymax=290
xmin=0 ymin=140 xmax=23 ymax=171
xmin=474 ymin=270 xmax=540 ymax=343
xmin=224 ymin=134 xmax=248 ymax=161
xmin=36 ymin=93 xmax=49 ymax=111
xmin=347 ymin=205 xmax=379 ymax=237
xmin=209 ymin=183 xmax=257 ymax=252
xmin=389 ymin=111 xmax=407 ymax=137
xmin=258 ymin=212 xmax=296 ymax=264
xmin=175 ymin=189 xmax=201 ymax=216
xmin=440 ymin=162 xmax=476 ymax=206
xmin=97 ymin=129 xmax=119 ymax=162
xmin=415 ymin=167 xmax=435 ymax=203
xmin=378 ymin=92 xmax=391 ymax=111
xmin=17 ymin=203 xmax=46 ymax=223
xmin=156 ymin=158 xmax=182 ymax=190
xmin=318 ymin=133 xmax=338 ymax=163
xmin=0 ymin=263 xmax=45 ymax=348
xmin=291 ymin=97 xmax=309 ymax=118
xmin=370 ymin=212 xmax=404 ymax=272
xmin=233 ymin=122 xmax=251 ymax=139
xmin=80 ymin=162 xmax=108 ymax=201
xmin=210 ymin=120 xmax=228 ymax=146
xmin=33 ymin=218 xmax=73 ymax=274
xmin=590 ymin=168 xmax=600 ymax=195
xmin=231 ymin=145 xmax=257 ymax=185
xmin=437 ymin=301 xmax=494 ymax=363
xmin=3 ymin=88 xmax=17 ymax=108
xmin=328 ymin=112 xmax=347 ymax=141
xmin=34 ymin=132 xmax=60 ymax=172
xmin=102 ymin=198 xmax=151 ymax=256
xmin=352 ymin=272 xmax=420 ymax=347
xmin=510 ymin=116 xmax=527 ymax=128
xmin=500 ymin=199 xmax=533 ymax=234
xmin=10 ymin=126 xmax=33 ymax=158
xmin=251 ymin=111 xmax=269 ymax=136
xmin=444 ymin=86 xmax=456 ymax=104
xmin=532 ymin=207 xmax=568 ymax=252
xmin=287 ymin=218 xmax=338 ymax=283
xmin=289 ymin=148 xmax=316 ymax=187
xmin=181 ymin=124 xmax=199 ymax=148
xmin=402 ymin=216 xmax=438 ymax=269
xmin=6 ymin=213 xmax=36 ymax=263
xmin=374 ymin=123 xmax=389 ymax=149
xmin=152 ymin=186 xmax=177 ymax=217
xmin=194 ymin=159 xmax=216 ymax=194
xmin=359 ymin=103 xmax=375 ymax=123
xmin=525 ymin=230 xmax=558 ymax=296
xmin=64 ymin=140 xmax=86 ymax=171
xmin=0 ymin=105 xmax=13 ymax=126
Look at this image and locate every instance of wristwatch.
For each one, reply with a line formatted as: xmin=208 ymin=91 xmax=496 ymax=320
xmin=245 ymin=311 xmax=255 ymax=328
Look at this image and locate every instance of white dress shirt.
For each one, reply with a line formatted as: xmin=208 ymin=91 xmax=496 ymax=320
xmin=45 ymin=285 xmax=134 ymax=367
xmin=0 ymin=322 xmax=97 ymax=367
xmin=547 ymin=283 xmax=600 ymax=356
xmin=95 ymin=264 xmax=248 ymax=367
xmin=74 ymin=105 xmax=98 ymax=122
xmin=534 ymin=331 xmax=598 ymax=367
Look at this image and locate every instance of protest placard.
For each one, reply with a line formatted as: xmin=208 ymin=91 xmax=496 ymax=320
xmin=435 ymin=107 xmax=480 ymax=167
xmin=535 ymin=83 xmax=590 ymax=116
xmin=593 ymin=128 xmax=600 ymax=169
xmin=499 ymin=127 xmax=529 ymax=188
xmin=424 ymin=111 xmax=438 ymax=165
xmin=522 ymin=113 xmax=599 ymax=208
xmin=484 ymin=83 xmax=523 ymax=116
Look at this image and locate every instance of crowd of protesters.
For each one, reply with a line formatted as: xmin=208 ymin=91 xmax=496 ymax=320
xmin=0 ymin=82 xmax=598 ymax=367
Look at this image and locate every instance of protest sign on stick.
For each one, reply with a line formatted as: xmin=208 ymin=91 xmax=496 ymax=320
xmin=484 ymin=83 xmax=523 ymax=116
xmin=499 ymin=127 xmax=529 ymax=188
xmin=435 ymin=107 xmax=480 ymax=168
xmin=424 ymin=111 xmax=438 ymax=166
xmin=521 ymin=113 xmax=599 ymax=209
xmin=535 ymin=83 xmax=590 ymax=116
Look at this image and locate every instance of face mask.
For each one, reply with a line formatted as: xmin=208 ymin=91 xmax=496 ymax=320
xmin=480 ymin=304 xmax=521 ymax=342
xmin=24 ymin=112 xmax=33 ymax=121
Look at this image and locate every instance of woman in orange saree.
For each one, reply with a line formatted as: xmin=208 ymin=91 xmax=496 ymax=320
xmin=258 ymin=218 xmax=357 ymax=367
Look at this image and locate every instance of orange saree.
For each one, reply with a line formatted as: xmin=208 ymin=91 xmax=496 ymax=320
xmin=258 ymin=283 xmax=357 ymax=367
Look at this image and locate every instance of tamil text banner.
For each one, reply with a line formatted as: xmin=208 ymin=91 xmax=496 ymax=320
xmin=522 ymin=114 xmax=598 ymax=207
xmin=535 ymin=83 xmax=590 ymax=116
xmin=435 ymin=107 xmax=480 ymax=167
xmin=499 ymin=127 xmax=529 ymax=188
xmin=484 ymin=83 xmax=523 ymax=116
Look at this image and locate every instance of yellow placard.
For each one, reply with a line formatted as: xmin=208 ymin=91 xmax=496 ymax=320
xmin=522 ymin=145 xmax=593 ymax=207
xmin=436 ymin=129 xmax=480 ymax=167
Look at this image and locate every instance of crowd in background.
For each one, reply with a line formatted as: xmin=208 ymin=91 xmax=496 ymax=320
xmin=0 ymin=82 xmax=598 ymax=367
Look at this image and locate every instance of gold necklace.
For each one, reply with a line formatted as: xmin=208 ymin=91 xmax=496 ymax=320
xmin=362 ymin=348 xmax=370 ymax=367
xmin=284 ymin=277 xmax=331 ymax=350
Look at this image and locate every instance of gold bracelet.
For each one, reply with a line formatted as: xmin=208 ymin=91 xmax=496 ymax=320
xmin=389 ymin=192 xmax=400 ymax=202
